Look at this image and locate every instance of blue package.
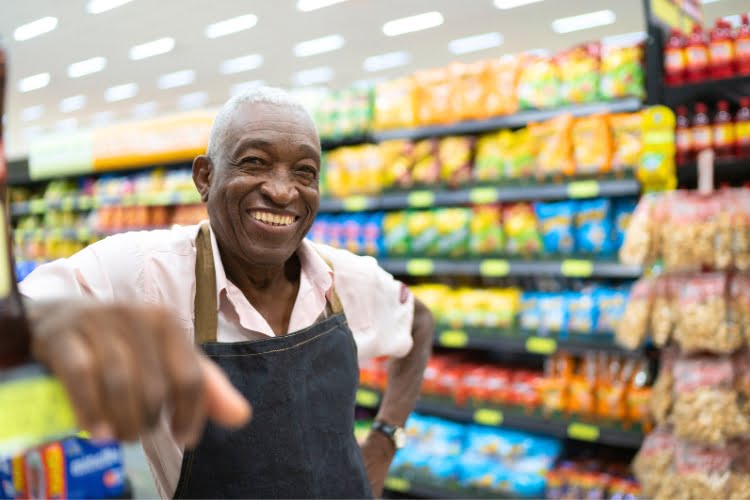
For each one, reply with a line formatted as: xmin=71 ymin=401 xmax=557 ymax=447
xmin=538 ymin=293 xmax=568 ymax=335
xmin=613 ymin=198 xmax=638 ymax=251
xmin=362 ymin=212 xmax=384 ymax=257
xmin=595 ymin=287 xmax=629 ymax=334
xmin=0 ymin=458 xmax=13 ymax=499
xmin=342 ymin=214 xmax=364 ymax=254
xmin=535 ymin=201 xmax=576 ymax=255
xmin=520 ymin=292 xmax=541 ymax=333
xmin=575 ymin=198 xmax=615 ymax=255
xmin=309 ymin=215 xmax=329 ymax=245
xmin=567 ymin=290 xmax=598 ymax=335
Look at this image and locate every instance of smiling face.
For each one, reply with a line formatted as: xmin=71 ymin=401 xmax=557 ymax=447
xmin=194 ymin=101 xmax=321 ymax=268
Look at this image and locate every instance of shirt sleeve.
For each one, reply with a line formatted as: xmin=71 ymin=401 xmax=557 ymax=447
xmin=311 ymin=243 xmax=414 ymax=361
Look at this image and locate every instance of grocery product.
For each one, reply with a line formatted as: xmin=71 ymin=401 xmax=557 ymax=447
xmin=609 ymin=111 xmax=643 ymax=173
xmin=616 ymin=278 xmax=652 ymax=350
xmin=451 ymin=61 xmax=490 ymax=121
xmin=574 ymin=198 xmax=615 ymax=255
xmin=434 ymin=208 xmax=471 ymax=258
xmin=709 ymin=20 xmax=736 ymax=80
xmin=713 ymin=100 xmax=736 ymax=159
xmin=612 ymin=197 xmax=637 ymax=251
xmin=567 ymin=290 xmax=597 ymax=335
xmin=503 ymin=203 xmax=542 ymax=256
xmin=685 ymin=25 xmax=710 ymax=83
xmin=469 ymin=205 xmax=504 ymax=256
xmin=411 ymin=139 xmax=441 ymax=185
xmin=503 ymin=128 xmax=536 ymax=180
xmin=632 ymin=427 xmax=676 ymax=496
xmin=547 ymin=459 xmax=641 ymax=500
xmin=438 ymin=136 xmax=473 ymax=187
xmin=534 ymin=201 xmax=576 ymax=255
xmin=517 ymin=54 xmax=561 ymax=110
xmin=664 ymin=29 xmax=687 ymax=86
xmin=571 ymin=114 xmax=612 ymax=174
xmin=382 ymin=211 xmax=410 ymax=256
xmin=594 ymin=287 xmax=629 ymax=335
xmin=737 ymin=96 xmax=750 ymax=158
xmin=474 ymin=132 xmax=505 ymax=183
xmin=691 ymin=102 xmax=712 ymax=155
xmin=737 ymin=14 xmax=750 ymax=76
xmin=529 ymin=114 xmax=575 ymax=177
xmin=414 ymin=68 xmax=455 ymax=126
xmin=373 ymin=78 xmax=415 ymax=131
xmin=557 ymin=43 xmax=600 ymax=104
xmin=380 ymin=139 xmax=414 ymax=190
xmin=675 ymin=105 xmax=692 ymax=164
xmin=407 ymin=210 xmax=438 ymax=256
xmin=485 ymin=55 xmax=521 ymax=117
xmin=599 ymin=41 xmax=645 ymax=99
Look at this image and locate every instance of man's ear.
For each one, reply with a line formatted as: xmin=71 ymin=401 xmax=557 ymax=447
xmin=192 ymin=155 xmax=213 ymax=202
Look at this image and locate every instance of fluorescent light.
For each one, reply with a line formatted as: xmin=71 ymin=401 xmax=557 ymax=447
xmin=297 ymin=0 xmax=347 ymax=12
xmin=383 ymin=11 xmax=444 ymax=37
xmin=67 ymin=56 xmax=107 ymax=78
xmin=494 ymin=0 xmax=544 ymax=9
xmin=552 ymin=10 xmax=616 ymax=34
xmin=205 ymin=14 xmax=257 ymax=38
xmin=91 ymin=111 xmax=115 ymax=126
xmin=177 ymin=91 xmax=209 ymax=110
xmin=602 ymin=31 xmax=647 ymax=47
xmin=449 ymin=32 xmax=504 ymax=54
xmin=363 ymin=51 xmax=411 ymax=72
xmin=129 ymin=37 xmax=175 ymax=60
xmin=230 ymin=80 xmax=266 ymax=97
xmin=294 ymin=34 xmax=345 ymax=57
xmin=220 ymin=54 xmax=264 ymax=74
xmin=21 ymin=106 xmax=43 ymax=122
xmin=18 ymin=73 xmax=50 ymax=92
xmin=59 ymin=95 xmax=87 ymax=113
xmin=133 ymin=101 xmax=159 ymax=118
xmin=13 ymin=17 xmax=58 ymax=41
xmin=86 ymin=0 xmax=134 ymax=14
xmin=56 ymin=118 xmax=78 ymax=132
xmin=292 ymin=66 xmax=334 ymax=86
xmin=701 ymin=0 xmax=721 ymax=4
xmin=105 ymin=82 xmax=138 ymax=102
xmin=157 ymin=69 xmax=196 ymax=89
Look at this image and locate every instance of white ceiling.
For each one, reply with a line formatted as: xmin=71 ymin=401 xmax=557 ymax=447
xmin=1 ymin=0 xmax=747 ymax=159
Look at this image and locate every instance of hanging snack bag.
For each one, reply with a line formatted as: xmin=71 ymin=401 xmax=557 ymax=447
xmin=517 ymin=54 xmax=561 ymax=110
xmin=439 ymin=136 xmax=474 ymax=187
xmin=503 ymin=203 xmax=542 ymax=256
xmin=529 ymin=114 xmax=575 ymax=178
xmin=557 ymin=43 xmax=601 ymax=104
xmin=732 ymin=274 xmax=750 ymax=345
xmin=615 ymin=278 xmax=652 ymax=350
xmin=575 ymin=198 xmax=615 ymax=255
xmin=535 ymin=201 xmax=576 ymax=255
xmin=673 ymin=440 xmax=733 ymax=499
xmin=373 ymin=77 xmax=415 ymax=131
xmin=469 ymin=205 xmax=504 ymax=256
xmin=619 ymin=193 xmax=657 ymax=266
xmin=609 ymin=112 xmax=643 ymax=174
xmin=735 ymin=188 xmax=750 ymax=271
xmin=651 ymin=276 xmax=675 ymax=347
xmin=572 ymin=115 xmax=612 ymax=175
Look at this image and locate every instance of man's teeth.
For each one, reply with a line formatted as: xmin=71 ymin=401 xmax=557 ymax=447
xmin=250 ymin=211 xmax=296 ymax=227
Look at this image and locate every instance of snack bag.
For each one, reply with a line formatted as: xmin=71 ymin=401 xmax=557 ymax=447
xmin=413 ymin=67 xmax=455 ymax=126
xmin=380 ymin=139 xmax=414 ymax=190
xmin=469 ymin=205 xmax=504 ymax=256
xmin=517 ymin=54 xmax=561 ymax=110
xmin=567 ymin=290 xmax=597 ymax=334
xmin=616 ymin=278 xmax=652 ymax=349
xmin=484 ymin=288 xmax=520 ymax=330
xmin=612 ymin=197 xmax=637 ymax=250
xmin=732 ymin=274 xmax=750 ymax=345
xmin=626 ymin=359 xmax=652 ymax=425
xmin=557 ymin=43 xmax=601 ymax=104
xmin=619 ymin=193 xmax=657 ymax=266
xmin=486 ymin=55 xmax=521 ymax=116
xmin=609 ymin=112 xmax=643 ymax=173
xmin=663 ymin=194 xmax=720 ymax=271
xmin=595 ymin=353 xmax=626 ymax=420
xmin=651 ymin=276 xmax=675 ymax=347
xmin=572 ymin=115 xmax=612 ymax=175
xmin=362 ymin=212 xmax=384 ymax=256
xmin=406 ymin=210 xmax=437 ymax=256
xmin=503 ymin=128 xmax=536 ymax=180
xmin=538 ymin=293 xmax=568 ymax=335
xmin=649 ymin=347 xmax=677 ymax=425
xmin=373 ymin=77 xmax=415 ymax=131
xmin=411 ymin=139 xmax=441 ymax=185
xmin=575 ymin=198 xmax=615 ymax=255
xmin=534 ymin=201 xmax=576 ymax=255
xmin=594 ymin=287 xmax=628 ymax=334
xmin=520 ymin=292 xmax=541 ymax=333
xmin=439 ymin=136 xmax=473 ymax=187
xmin=434 ymin=208 xmax=471 ymax=258
xmin=451 ymin=60 xmax=490 ymax=121
xmin=474 ymin=132 xmax=505 ymax=183
xmin=567 ymin=352 xmax=597 ymax=415
xmin=600 ymin=42 xmax=645 ymax=99
xmin=503 ymin=203 xmax=542 ymax=256
xmin=540 ymin=353 xmax=573 ymax=414
xmin=632 ymin=427 xmax=676 ymax=497
xmin=529 ymin=114 xmax=575 ymax=177
xmin=674 ymin=440 xmax=733 ymax=499
xmin=382 ymin=211 xmax=410 ymax=256
xmin=735 ymin=189 xmax=750 ymax=271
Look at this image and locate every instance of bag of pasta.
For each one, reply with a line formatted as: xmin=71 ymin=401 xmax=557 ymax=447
xmin=729 ymin=440 xmax=750 ymax=500
xmin=619 ymin=193 xmax=657 ymax=266
xmin=632 ymin=426 xmax=675 ymax=497
xmin=649 ymin=347 xmax=677 ymax=424
xmin=732 ymin=274 xmax=750 ymax=346
xmin=615 ymin=278 xmax=652 ymax=350
xmin=673 ymin=440 xmax=732 ymax=499
xmin=651 ymin=276 xmax=675 ymax=347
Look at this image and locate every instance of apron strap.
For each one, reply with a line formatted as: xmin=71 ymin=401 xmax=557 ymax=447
xmin=194 ymin=222 xmax=218 ymax=344
xmin=313 ymin=251 xmax=343 ymax=316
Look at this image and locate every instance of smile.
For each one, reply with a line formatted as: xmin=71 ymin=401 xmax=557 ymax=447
xmin=249 ymin=210 xmax=298 ymax=227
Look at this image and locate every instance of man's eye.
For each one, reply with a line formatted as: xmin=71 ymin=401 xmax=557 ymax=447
xmin=298 ymin=167 xmax=318 ymax=178
xmin=242 ymin=157 xmax=265 ymax=165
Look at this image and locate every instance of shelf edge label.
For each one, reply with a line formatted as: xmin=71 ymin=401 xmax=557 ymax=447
xmin=561 ymin=259 xmax=594 ymax=278
xmin=525 ymin=336 xmax=557 ymax=355
xmin=407 ymin=190 xmax=435 ymax=208
xmin=567 ymin=422 xmax=600 ymax=442
xmin=469 ymin=187 xmax=499 ymax=204
xmin=473 ymin=408 xmax=504 ymax=426
xmin=567 ymin=180 xmax=600 ymax=199
xmin=342 ymin=196 xmax=369 ymax=212
xmin=406 ymin=259 xmax=434 ymax=276
xmin=384 ymin=477 xmax=410 ymax=493
xmin=479 ymin=259 xmax=510 ymax=277
xmin=439 ymin=330 xmax=469 ymax=348
xmin=355 ymin=388 xmax=380 ymax=408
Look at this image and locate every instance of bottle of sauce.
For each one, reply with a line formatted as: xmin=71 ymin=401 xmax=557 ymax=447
xmin=737 ymin=14 xmax=750 ymax=76
xmin=665 ymin=29 xmax=687 ymax=86
xmin=692 ymin=102 xmax=713 ymax=156
xmin=676 ymin=105 xmax=693 ymax=164
xmin=709 ymin=20 xmax=735 ymax=79
xmin=686 ymin=25 xmax=710 ymax=83
xmin=0 ymin=46 xmax=33 ymax=370
xmin=736 ymin=96 xmax=750 ymax=158
xmin=713 ymin=100 xmax=736 ymax=158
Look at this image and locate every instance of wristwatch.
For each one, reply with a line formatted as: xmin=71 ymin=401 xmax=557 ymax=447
xmin=371 ymin=420 xmax=407 ymax=449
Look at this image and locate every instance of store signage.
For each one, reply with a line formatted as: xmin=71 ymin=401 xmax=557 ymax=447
xmin=649 ymin=0 xmax=702 ymax=32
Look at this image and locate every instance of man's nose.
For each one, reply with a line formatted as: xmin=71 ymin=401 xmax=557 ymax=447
xmin=259 ymin=171 xmax=297 ymax=206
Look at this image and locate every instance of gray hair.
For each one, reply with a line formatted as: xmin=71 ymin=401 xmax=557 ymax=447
xmin=206 ymin=86 xmax=316 ymax=160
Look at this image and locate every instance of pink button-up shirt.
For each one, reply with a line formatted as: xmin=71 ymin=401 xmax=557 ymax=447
xmin=19 ymin=222 xmax=414 ymax=498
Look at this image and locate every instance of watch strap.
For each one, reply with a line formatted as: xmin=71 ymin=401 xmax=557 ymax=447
xmin=371 ymin=420 xmax=402 ymax=448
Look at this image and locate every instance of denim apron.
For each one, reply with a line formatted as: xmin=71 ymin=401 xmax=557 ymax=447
xmin=172 ymin=223 xmax=372 ymax=499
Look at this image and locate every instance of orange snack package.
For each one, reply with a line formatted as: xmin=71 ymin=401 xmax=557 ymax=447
xmin=413 ymin=67 xmax=455 ymax=126
xmin=451 ymin=61 xmax=490 ymax=121
xmin=373 ymin=77 xmax=416 ymax=131
xmin=595 ymin=353 xmax=627 ymax=420
xmin=609 ymin=112 xmax=643 ymax=174
xmin=529 ymin=113 xmax=575 ymax=177
xmin=540 ymin=352 xmax=573 ymax=414
xmin=485 ymin=55 xmax=521 ymax=117
xmin=568 ymin=352 xmax=597 ymax=415
xmin=572 ymin=115 xmax=613 ymax=175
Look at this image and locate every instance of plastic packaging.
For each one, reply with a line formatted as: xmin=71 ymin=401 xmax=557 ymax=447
xmin=685 ymin=25 xmax=710 ymax=83
xmin=675 ymin=105 xmax=692 ymax=165
xmin=709 ymin=20 xmax=736 ymax=79
xmin=736 ymin=96 xmax=750 ymax=158
xmin=665 ymin=29 xmax=686 ymax=86
xmin=534 ymin=201 xmax=576 ymax=255
xmin=736 ymin=14 xmax=750 ymax=76
xmin=571 ymin=115 xmax=612 ymax=174
xmin=691 ymin=102 xmax=712 ymax=154
xmin=713 ymin=99 xmax=736 ymax=159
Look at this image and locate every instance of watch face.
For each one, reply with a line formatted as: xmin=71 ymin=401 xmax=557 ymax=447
xmin=393 ymin=428 xmax=407 ymax=449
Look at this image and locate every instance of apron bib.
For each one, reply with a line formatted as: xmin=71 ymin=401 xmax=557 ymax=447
xmin=172 ymin=223 xmax=372 ymax=499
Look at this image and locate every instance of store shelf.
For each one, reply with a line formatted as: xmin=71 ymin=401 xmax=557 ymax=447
xmin=384 ymin=477 xmax=497 ymax=499
xmin=372 ymin=98 xmax=642 ymax=142
xmin=13 ymin=227 xmax=145 ymax=243
xmin=433 ymin=326 xmax=640 ymax=357
xmin=378 ymin=258 xmax=642 ymax=279
xmin=663 ymin=74 xmax=750 ymax=108
xmin=677 ymin=156 xmax=750 ymax=188
xmin=321 ymin=133 xmax=373 ymax=150
xmin=356 ymin=389 xmax=644 ymax=449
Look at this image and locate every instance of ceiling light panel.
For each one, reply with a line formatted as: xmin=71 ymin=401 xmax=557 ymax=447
xmin=383 ymin=11 xmax=444 ymax=37
xmin=552 ymin=10 xmax=616 ymax=34
xmin=13 ymin=16 xmax=58 ymax=41
xmin=86 ymin=0 xmax=134 ymax=14
xmin=363 ymin=51 xmax=411 ymax=72
xmin=294 ymin=34 xmax=345 ymax=57
xmin=133 ymin=101 xmax=159 ymax=118
xmin=177 ymin=91 xmax=209 ymax=110
xmin=157 ymin=69 xmax=196 ymax=89
xmin=220 ymin=54 xmax=264 ymax=74
xmin=297 ymin=0 xmax=347 ymax=12
xmin=292 ymin=66 xmax=334 ymax=86
xmin=21 ymin=106 xmax=44 ymax=122
xmin=18 ymin=73 xmax=50 ymax=92
xmin=105 ymin=83 xmax=138 ymax=102
xmin=449 ymin=32 xmax=504 ymax=54
xmin=91 ymin=111 xmax=115 ymax=126
xmin=59 ymin=95 xmax=87 ymax=113
xmin=493 ymin=0 xmax=544 ymax=9
xmin=129 ymin=37 xmax=175 ymax=60
xmin=67 ymin=56 xmax=107 ymax=78
xmin=205 ymin=14 xmax=258 ymax=39
xmin=56 ymin=118 xmax=78 ymax=132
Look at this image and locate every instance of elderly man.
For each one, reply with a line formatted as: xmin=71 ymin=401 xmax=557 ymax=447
xmin=20 ymin=87 xmax=434 ymax=499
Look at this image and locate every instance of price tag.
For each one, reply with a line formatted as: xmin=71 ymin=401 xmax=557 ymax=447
xmin=355 ymin=388 xmax=380 ymax=408
xmin=405 ymin=259 xmax=434 ymax=276
xmin=479 ymin=259 xmax=510 ymax=277
xmin=384 ymin=477 xmax=410 ymax=493
xmin=561 ymin=259 xmax=594 ymax=277
xmin=525 ymin=336 xmax=557 ymax=355
xmin=29 ymin=199 xmax=46 ymax=214
xmin=473 ymin=408 xmax=504 ymax=426
xmin=61 ymin=197 xmax=76 ymax=211
xmin=567 ymin=422 xmax=600 ymax=442
xmin=567 ymin=180 xmax=600 ymax=199
xmin=342 ymin=196 xmax=369 ymax=212
xmin=469 ymin=187 xmax=499 ymax=204
xmin=407 ymin=191 xmax=435 ymax=208
xmin=438 ymin=330 xmax=469 ymax=348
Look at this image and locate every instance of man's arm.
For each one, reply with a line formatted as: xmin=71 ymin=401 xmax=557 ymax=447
xmin=360 ymin=297 xmax=434 ymax=496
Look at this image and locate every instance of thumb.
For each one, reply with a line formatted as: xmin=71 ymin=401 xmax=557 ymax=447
xmin=199 ymin=356 xmax=252 ymax=428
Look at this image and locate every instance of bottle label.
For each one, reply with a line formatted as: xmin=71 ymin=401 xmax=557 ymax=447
xmin=0 ymin=204 xmax=9 ymax=299
xmin=686 ymin=46 xmax=708 ymax=67
xmin=665 ymin=48 xmax=685 ymax=71
xmin=714 ymin=123 xmax=736 ymax=146
xmin=693 ymin=126 xmax=712 ymax=149
xmin=676 ymin=129 xmax=692 ymax=151
xmin=710 ymin=41 xmax=734 ymax=64
xmin=737 ymin=122 xmax=750 ymax=144
xmin=737 ymin=40 xmax=750 ymax=59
